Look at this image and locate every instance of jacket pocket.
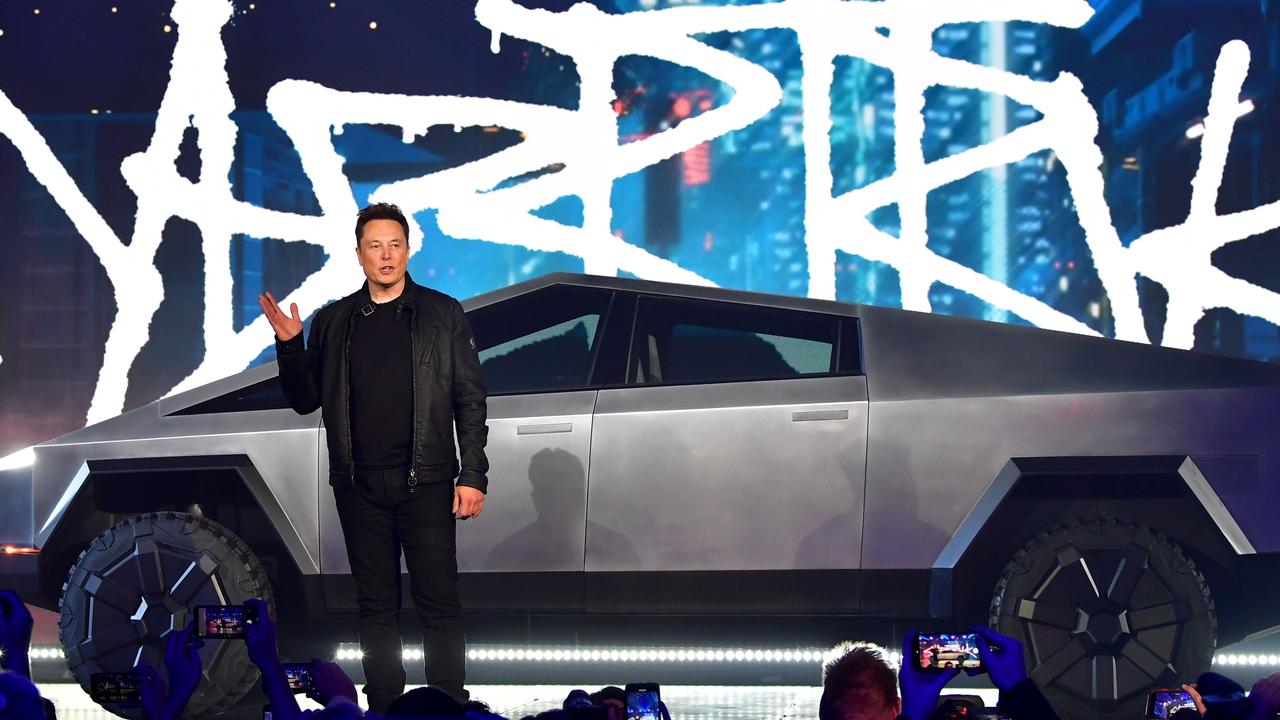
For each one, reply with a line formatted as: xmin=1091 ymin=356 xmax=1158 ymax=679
xmin=421 ymin=326 xmax=440 ymax=368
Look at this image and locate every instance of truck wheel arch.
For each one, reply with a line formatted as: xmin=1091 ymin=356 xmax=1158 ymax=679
xmin=930 ymin=455 xmax=1254 ymax=642
xmin=36 ymin=454 xmax=314 ymax=608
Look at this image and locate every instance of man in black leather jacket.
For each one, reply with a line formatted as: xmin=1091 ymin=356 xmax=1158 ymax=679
xmin=259 ymin=202 xmax=488 ymax=710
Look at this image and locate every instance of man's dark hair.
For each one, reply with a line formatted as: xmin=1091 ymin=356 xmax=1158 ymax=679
xmin=355 ymin=202 xmax=411 ymax=246
xmin=819 ymin=641 xmax=899 ymax=720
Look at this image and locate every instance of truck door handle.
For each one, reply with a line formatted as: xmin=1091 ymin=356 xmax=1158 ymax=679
xmin=792 ymin=410 xmax=849 ymax=422
xmin=517 ymin=422 xmax=574 ymax=435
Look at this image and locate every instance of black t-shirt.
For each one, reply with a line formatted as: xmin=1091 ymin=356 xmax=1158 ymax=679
xmin=348 ymin=294 xmax=413 ymax=469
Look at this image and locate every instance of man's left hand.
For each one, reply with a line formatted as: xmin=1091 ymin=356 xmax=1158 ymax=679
xmin=454 ymin=486 xmax=485 ymax=520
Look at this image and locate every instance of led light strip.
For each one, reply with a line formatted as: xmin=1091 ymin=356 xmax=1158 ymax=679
xmin=26 ymin=644 xmax=1278 ymax=668
xmin=1215 ymin=653 xmax=1280 ymax=667
xmin=464 ymin=648 xmax=832 ymax=663
xmin=335 ymin=645 xmax=1280 ymax=669
xmin=334 ymin=644 xmax=903 ymax=665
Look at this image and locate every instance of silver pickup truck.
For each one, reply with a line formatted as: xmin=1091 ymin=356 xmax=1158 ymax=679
xmin=3 ymin=272 xmax=1279 ymax=719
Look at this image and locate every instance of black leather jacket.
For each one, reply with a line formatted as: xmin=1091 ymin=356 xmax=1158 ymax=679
xmin=274 ymin=273 xmax=489 ymax=492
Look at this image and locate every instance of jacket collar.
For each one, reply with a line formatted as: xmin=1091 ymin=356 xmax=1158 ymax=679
xmin=349 ymin=272 xmax=418 ymax=324
xmin=357 ymin=271 xmax=418 ymax=307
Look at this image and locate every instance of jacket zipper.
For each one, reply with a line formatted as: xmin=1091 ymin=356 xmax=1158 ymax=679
xmin=345 ymin=310 xmax=356 ymax=488
xmin=408 ymin=312 xmax=418 ymax=492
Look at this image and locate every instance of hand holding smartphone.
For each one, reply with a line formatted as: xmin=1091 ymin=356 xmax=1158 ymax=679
xmin=194 ymin=604 xmax=259 ymax=639
xmin=89 ymin=671 xmax=142 ymax=707
xmin=282 ymin=662 xmax=314 ymax=694
xmin=625 ymin=682 xmax=662 ymax=720
xmin=1147 ymin=688 xmax=1197 ymax=719
xmin=914 ymin=632 xmax=984 ymax=672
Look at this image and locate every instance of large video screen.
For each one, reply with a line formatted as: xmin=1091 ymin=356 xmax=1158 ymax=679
xmin=1 ymin=0 xmax=1278 ymax=453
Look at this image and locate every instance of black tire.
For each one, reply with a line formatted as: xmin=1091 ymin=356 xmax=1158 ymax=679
xmin=58 ymin=512 xmax=274 ymax=718
xmin=989 ymin=516 xmax=1216 ymax=720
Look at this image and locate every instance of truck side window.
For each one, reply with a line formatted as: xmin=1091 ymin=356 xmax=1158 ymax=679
xmin=630 ymin=297 xmax=840 ymax=385
xmin=169 ymin=377 xmax=293 ymax=415
xmin=468 ymin=286 xmax=612 ymax=395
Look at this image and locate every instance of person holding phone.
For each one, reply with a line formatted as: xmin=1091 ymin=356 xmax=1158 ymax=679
xmin=898 ymin=626 xmax=1060 ymax=720
xmin=260 ymin=203 xmax=488 ymax=711
xmin=625 ymin=682 xmax=662 ymax=720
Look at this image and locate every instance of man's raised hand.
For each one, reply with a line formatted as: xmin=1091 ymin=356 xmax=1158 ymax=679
xmin=258 ymin=291 xmax=303 ymax=342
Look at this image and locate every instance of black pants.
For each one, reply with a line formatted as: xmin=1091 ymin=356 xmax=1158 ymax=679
xmin=333 ymin=466 xmax=466 ymax=711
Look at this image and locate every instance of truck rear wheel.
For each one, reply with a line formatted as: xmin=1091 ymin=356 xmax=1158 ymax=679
xmin=58 ymin=512 xmax=273 ymax=718
xmin=989 ymin=516 xmax=1216 ymax=720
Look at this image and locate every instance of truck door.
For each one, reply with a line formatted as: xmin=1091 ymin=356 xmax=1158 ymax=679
xmin=586 ymin=296 xmax=867 ymax=587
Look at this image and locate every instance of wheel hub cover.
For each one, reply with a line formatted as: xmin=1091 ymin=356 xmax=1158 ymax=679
xmin=60 ymin=512 xmax=273 ymax=719
xmin=1078 ymin=605 xmax=1130 ymax=652
xmin=993 ymin=519 xmax=1216 ymax=718
xmin=130 ymin=595 xmax=184 ymax=644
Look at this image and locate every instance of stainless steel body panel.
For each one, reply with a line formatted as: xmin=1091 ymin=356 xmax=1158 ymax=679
xmin=861 ymin=385 xmax=1280 ymax=569
xmin=33 ymin=399 xmax=322 ymax=573
xmin=17 ymin=273 xmax=1280 ymax=620
xmin=318 ymin=391 xmax=598 ymax=575
xmin=935 ymin=455 xmax=1258 ymax=573
xmin=587 ymin=375 xmax=868 ymax=571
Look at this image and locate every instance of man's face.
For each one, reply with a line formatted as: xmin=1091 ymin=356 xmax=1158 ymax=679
xmin=356 ymin=219 xmax=409 ymax=290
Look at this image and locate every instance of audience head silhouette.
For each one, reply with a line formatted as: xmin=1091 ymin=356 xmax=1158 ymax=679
xmin=384 ymin=685 xmax=465 ymax=717
xmin=819 ymin=641 xmax=902 ymax=720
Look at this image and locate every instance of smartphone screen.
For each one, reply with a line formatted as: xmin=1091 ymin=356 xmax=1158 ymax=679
xmin=89 ymin=671 xmax=142 ymax=706
xmin=625 ymin=682 xmax=661 ymax=720
xmin=283 ymin=662 xmax=312 ymax=694
xmin=1147 ymin=689 xmax=1196 ymax=719
xmin=915 ymin=632 xmax=984 ymax=671
xmin=195 ymin=604 xmax=258 ymax=639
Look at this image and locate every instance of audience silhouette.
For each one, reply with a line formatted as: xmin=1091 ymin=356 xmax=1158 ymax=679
xmin=3 ymin=587 xmax=1279 ymax=720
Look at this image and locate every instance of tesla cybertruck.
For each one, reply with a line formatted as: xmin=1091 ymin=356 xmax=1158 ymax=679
xmin=3 ymin=272 xmax=1280 ymax=718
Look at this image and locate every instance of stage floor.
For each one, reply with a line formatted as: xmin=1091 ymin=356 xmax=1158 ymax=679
xmin=35 ymin=684 xmax=1004 ymax=719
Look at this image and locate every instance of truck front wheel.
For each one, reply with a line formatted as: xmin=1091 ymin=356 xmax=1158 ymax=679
xmin=58 ymin=511 xmax=273 ymax=718
xmin=989 ymin=516 xmax=1216 ymax=720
